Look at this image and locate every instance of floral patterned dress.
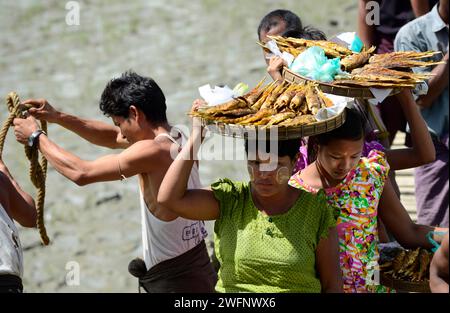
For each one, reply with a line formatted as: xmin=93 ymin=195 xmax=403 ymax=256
xmin=289 ymin=150 xmax=390 ymax=293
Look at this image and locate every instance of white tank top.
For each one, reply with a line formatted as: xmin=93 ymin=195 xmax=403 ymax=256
xmin=0 ymin=204 xmax=23 ymax=278
xmin=140 ymin=129 xmax=207 ymax=270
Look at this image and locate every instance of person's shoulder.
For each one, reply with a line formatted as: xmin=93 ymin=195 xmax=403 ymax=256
xmin=365 ymin=149 xmax=386 ymax=163
xmin=362 ymin=149 xmax=389 ymax=177
xmin=211 ymin=178 xmax=247 ymax=194
xmin=289 ymin=169 xmax=322 ymax=194
xmin=126 ymin=139 xmax=168 ymax=157
xmin=396 ymin=12 xmax=430 ymax=40
xmin=296 ymin=188 xmax=324 ymax=208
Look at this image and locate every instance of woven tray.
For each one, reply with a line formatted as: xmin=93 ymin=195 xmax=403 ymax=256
xmin=380 ymin=273 xmax=431 ymax=293
xmin=283 ymin=67 xmax=403 ymax=99
xmin=202 ymin=109 xmax=346 ymax=140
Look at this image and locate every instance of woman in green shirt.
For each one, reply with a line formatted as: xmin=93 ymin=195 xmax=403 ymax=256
xmin=157 ymin=117 xmax=342 ymax=293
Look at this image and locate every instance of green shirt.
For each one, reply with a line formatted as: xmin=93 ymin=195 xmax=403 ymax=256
xmin=211 ymin=179 xmax=336 ymax=293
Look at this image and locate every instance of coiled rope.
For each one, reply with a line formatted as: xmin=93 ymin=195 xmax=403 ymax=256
xmin=0 ymin=92 xmax=49 ymax=245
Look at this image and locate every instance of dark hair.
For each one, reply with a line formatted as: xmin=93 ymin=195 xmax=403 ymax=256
xmin=99 ymin=71 xmax=167 ymax=124
xmin=244 ymin=138 xmax=300 ymax=161
xmin=257 ymin=9 xmax=302 ymax=40
xmin=281 ymin=26 xmax=327 ymax=41
xmin=281 ymin=28 xmax=304 ymax=39
xmin=298 ymin=25 xmax=327 ymax=40
xmin=307 ymin=108 xmax=365 ymax=163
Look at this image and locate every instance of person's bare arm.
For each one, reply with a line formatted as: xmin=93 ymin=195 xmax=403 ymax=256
xmin=0 ymin=160 xmax=36 ymax=227
xmin=157 ymin=121 xmax=220 ymax=220
xmin=410 ymin=0 xmax=431 ymax=17
xmin=430 ymin=233 xmax=449 ymax=293
xmin=23 ymin=99 xmax=129 ymax=149
xmin=378 ymin=179 xmax=447 ymax=249
xmin=416 ymin=52 xmax=449 ymax=109
xmin=13 ymin=116 xmax=162 ymax=185
xmin=316 ymin=227 xmax=343 ymax=293
xmin=385 ymin=89 xmax=435 ymax=170
xmin=357 ymin=0 xmax=377 ymax=47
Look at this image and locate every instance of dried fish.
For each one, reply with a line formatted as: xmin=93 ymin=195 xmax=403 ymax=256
xmin=202 ymin=97 xmax=248 ymax=115
xmin=381 ymin=248 xmax=433 ymax=282
xmin=305 ymin=85 xmax=321 ymax=115
xmin=237 ymin=109 xmax=276 ymax=125
xmin=244 ymin=77 xmax=267 ymax=105
xmin=261 ymin=81 xmax=289 ymax=109
xmin=340 ymin=46 xmax=376 ymax=72
xmin=317 ymin=89 xmax=334 ymax=108
xmin=289 ymin=89 xmax=306 ymax=111
xmin=273 ymin=84 xmax=297 ymax=111
xmin=251 ymin=81 xmax=277 ymax=110
xmin=262 ymin=112 xmax=296 ymax=128
xmin=278 ymin=114 xmax=316 ymax=127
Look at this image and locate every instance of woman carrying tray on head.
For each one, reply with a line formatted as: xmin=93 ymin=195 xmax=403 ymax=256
xmin=157 ymin=105 xmax=343 ymax=293
xmin=259 ymin=19 xmax=436 ymax=172
xmin=289 ymin=107 xmax=447 ymax=293
xmin=257 ymin=11 xmax=435 ymax=177
xmin=257 ymin=13 xmax=436 ymax=244
xmin=295 ymin=89 xmax=436 ymax=175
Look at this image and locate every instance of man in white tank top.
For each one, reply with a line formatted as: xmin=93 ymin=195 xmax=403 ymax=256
xmin=13 ymin=71 xmax=217 ymax=292
xmin=0 ymin=159 xmax=37 ymax=293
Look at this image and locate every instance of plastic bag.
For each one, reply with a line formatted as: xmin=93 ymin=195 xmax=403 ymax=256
xmin=265 ymin=40 xmax=295 ymax=66
xmin=335 ymin=32 xmax=364 ymax=52
xmin=198 ymin=82 xmax=249 ymax=106
xmin=315 ymin=94 xmax=352 ymax=121
xmin=289 ymin=46 xmax=342 ymax=82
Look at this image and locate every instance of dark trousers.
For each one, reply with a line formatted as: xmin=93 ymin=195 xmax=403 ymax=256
xmin=415 ymin=136 xmax=449 ymax=227
xmin=131 ymin=240 xmax=217 ymax=293
xmin=0 ymin=274 xmax=23 ymax=293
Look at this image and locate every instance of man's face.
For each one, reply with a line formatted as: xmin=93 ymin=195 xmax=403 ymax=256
xmin=111 ymin=115 xmax=134 ymax=144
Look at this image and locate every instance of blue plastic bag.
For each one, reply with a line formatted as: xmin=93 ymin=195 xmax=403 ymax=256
xmin=289 ymin=46 xmax=342 ymax=82
xmin=350 ymin=35 xmax=364 ymax=53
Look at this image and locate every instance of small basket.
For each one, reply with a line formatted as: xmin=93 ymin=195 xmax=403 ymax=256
xmin=380 ymin=272 xmax=431 ymax=293
xmin=283 ymin=67 xmax=403 ymax=99
xmin=201 ymin=109 xmax=346 ymax=140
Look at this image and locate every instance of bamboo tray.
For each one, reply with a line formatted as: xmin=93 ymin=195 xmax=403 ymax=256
xmin=201 ymin=109 xmax=346 ymax=140
xmin=380 ymin=273 xmax=431 ymax=293
xmin=283 ymin=67 xmax=403 ymax=99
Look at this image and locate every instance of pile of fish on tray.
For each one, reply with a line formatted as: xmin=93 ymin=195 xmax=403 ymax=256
xmin=263 ymin=35 xmax=444 ymax=89
xmin=379 ymin=247 xmax=432 ymax=282
xmin=191 ymin=79 xmax=335 ymax=128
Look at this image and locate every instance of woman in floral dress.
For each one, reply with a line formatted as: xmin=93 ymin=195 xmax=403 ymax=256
xmin=289 ymin=108 xmax=447 ymax=292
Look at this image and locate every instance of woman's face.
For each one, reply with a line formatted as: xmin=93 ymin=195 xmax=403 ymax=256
xmin=247 ymin=152 xmax=295 ymax=197
xmin=317 ymin=138 xmax=364 ymax=181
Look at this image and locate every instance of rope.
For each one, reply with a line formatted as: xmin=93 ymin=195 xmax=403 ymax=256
xmin=0 ymin=92 xmax=49 ymax=245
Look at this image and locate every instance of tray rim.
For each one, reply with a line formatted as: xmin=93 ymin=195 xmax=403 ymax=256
xmin=380 ymin=272 xmax=431 ymax=293
xmin=201 ymin=108 xmax=347 ymax=140
xmin=283 ymin=67 xmax=404 ymax=99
